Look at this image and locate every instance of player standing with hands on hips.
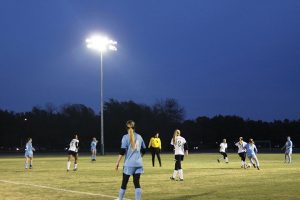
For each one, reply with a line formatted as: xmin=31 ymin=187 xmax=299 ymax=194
xmin=148 ymin=133 xmax=162 ymax=167
xmin=67 ymin=134 xmax=79 ymax=171
xmin=115 ymin=120 xmax=146 ymax=200
xmin=170 ymin=129 xmax=188 ymax=181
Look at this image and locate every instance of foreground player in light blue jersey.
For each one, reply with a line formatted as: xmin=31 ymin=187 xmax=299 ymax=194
xmin=24 ymin=138 xmax=35 ymax=169
xmin=244 ymin=139 xmax=260 ymax=170
xmin=90 ymin=137 xmax=98 ymax=161
xmin=281 ymin=136 xmax=293 ymax=163
xmin=115 ymin=120 xmax=146 ymax=200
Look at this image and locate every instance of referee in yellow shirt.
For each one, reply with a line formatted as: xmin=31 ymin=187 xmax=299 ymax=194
xmin=148 ymin=133 xmax=162 ymax=167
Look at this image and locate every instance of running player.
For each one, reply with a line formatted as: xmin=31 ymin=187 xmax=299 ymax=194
xmin=148 ymin=133 xmax=162 ymax=167
xmin=235 ymin=137 xmax=247 ymax=168
xmin=244 ymin=139 xmax=260 ymax=170
xmin=170 ymin=129 xmax=188 ymax=181
xmin=91 ymin=137 xmax=98 ymax=161
xmin=67 ymin=134 xmax=79 ymax=171
xmin=217 ymin=139 xmax=228 ymax=163
xmin=115 ymin=120 xmax=146 ymax=200
xmin=281 ymin=136 xmax=293 ymax=163
xmin=24 ymin=138 xmax=35 ymax=169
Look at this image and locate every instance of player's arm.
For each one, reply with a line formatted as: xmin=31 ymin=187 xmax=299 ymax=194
xmin=141 ymin=139 xmax=146 ymax=157
xmin=184 ymin=142 xmax=189 ymax=156
xmin=116 ymin=148 xmax=126 ymax=171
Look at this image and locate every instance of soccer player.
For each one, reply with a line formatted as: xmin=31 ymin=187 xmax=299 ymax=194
xmin=115 ymin=120 xmax=146 ymax=200
xmin=281 ymin=136 xmax=293 ymax=163
xmin=244 ymin=139 xmax=260 ymax=170
xmin=67 ymin=134 xmax=79 ymax=171
xmin=235 ymin=137 xmax=247 ymax=168
xmin=91 ymin=137 xmax=98 ymax=161
xmin=148 ymin=133 xmax=162 ymax=167
xmin=170 ymin=129 xmax=188 ymax=181
xmin=217 ymin=139 xmax=228 ymax=163
xmin=24 ymin=138 xmax=35 ymax=169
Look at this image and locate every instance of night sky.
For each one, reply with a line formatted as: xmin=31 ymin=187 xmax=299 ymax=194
xmin=0 ymin=1 xmax=299 ymax=121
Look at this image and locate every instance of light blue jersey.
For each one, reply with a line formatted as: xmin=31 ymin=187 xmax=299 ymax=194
xmin=284 ymin=140 xmax=293 ymax=154
xmin=25 ymin=142 xmax=35 ymax=157
xmin=121 ymin=132 xmax=146 ymax=168
xmin=91 ymin=141 xmax=97 ymax=150
xmin=244 ymin=143 xmax=257 ymax=157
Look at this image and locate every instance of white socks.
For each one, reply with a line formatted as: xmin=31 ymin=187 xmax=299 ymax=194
xmin=172 ymin=170 xmax=178 ymax=178
xmin=74 ymin=164 xmax=78 ymax=169
xmin=67 ymin=161 xmax=71 ymax=170
xmin=178 ymin=169 xmax=184 ymax=180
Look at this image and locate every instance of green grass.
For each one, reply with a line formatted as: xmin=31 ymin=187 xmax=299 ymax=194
xmin=0 ymin=153 xmax=299 ymax=200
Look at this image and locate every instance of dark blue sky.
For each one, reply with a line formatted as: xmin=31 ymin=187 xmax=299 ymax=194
xmin=0 ymin=1 xmax=299 ymax=121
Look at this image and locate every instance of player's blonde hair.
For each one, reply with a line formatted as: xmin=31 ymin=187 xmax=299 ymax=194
xmin=173 ymin=129 xmax=181 ymax=144
xmin=126 ymin=120 xmax=136 ymax=149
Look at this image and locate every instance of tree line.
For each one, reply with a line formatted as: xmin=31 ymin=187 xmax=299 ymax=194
xmin=0 ymin=98 xmax=299 ymax=152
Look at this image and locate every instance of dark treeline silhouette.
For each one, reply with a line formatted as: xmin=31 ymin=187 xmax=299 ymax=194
xmin=0 ymin=98 xmax=299 ymax=152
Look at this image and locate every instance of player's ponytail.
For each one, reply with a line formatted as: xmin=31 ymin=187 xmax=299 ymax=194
xmin=173 ymin=129 xmax=181 ymax=144
xmin=126 ymin=120 xmax=136 ymax=149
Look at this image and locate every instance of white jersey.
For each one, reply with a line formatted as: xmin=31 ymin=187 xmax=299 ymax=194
xmin=170 ymin=136 xmax=186 ymax=155
xmin=235 ymin=141 xmax=247 ymax=153
xmin=219 ymin=142 xmax=227 ymax=153
xmin=68 ymin=139 xmax=79 ymax=152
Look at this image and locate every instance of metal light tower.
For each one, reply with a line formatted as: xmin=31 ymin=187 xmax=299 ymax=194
xmin=86 ymin=35 xmax=117 ymax=155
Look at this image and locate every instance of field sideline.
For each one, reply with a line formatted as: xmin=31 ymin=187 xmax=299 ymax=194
xmin=0 ymin=153 xmax=299 ymax=200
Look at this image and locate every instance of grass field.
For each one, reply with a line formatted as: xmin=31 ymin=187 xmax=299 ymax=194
xmin=0 ymin=153 xmax=299 ymax=200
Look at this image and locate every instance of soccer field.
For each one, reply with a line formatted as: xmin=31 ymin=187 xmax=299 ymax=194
xmin=0 ymin=153 xmax=299 ymax=200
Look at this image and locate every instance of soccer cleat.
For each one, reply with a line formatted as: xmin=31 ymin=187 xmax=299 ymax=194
xmin=170 ymin=177 xmax=176 ymax=181
xmin=29 ymin=165 xmax=32 ymax=169
xmin=253 ymin=164 xmax=256 ymax=168
xmin=217 ymin=159 xmax=220 ymax=163
xmin=73 ymin=168 xmax=77 ymax=171
xmin=257 ymin=166 xmax=260 ymax=170
xmin=179 ymin=179 xmax=184 ymax=181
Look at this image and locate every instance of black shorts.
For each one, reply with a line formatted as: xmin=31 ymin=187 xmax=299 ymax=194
xmin=68 ymin=150 xmax=78 ymax=157
xmin=175 ymin=155 xmax=184 ymax=161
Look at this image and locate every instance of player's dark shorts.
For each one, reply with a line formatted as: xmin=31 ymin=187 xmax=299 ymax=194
xmin=219 ymin=152 xmax=227 ymax=159
xmin=238 ymin=152 xmax=246 ymax=161
xmin=68 ymin=150 xmax=78 ymax=157
xmin=175 ymin=154 xmax=184 ymax=161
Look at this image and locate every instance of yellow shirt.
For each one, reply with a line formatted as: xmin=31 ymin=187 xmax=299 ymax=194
xmin=148 ymin=137 xmax=161 ymax=149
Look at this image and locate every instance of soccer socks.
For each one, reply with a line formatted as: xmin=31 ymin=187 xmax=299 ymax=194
xmin=118 ymin=188 xmax=126 ymax=200
xmin=25 ymin=162 xmax=28 ymax=169
xmin=135 ymin=188 xmax=142 ymax=200
xmin=67 ymin=161 xmax=71 ymax=170
xmin=172 ymin=170 xmax=178 ymax=178
xmin=225 ymin=157 xmax=229 ymax=163
xmin=74 ymin=163 xmax=78 ymax=170
xmin=178 ymin=169 xmax=184 ymax=180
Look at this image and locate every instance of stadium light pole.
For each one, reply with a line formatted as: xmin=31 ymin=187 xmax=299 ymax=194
xmin=86 ymin=35 xmax=117 ymax=155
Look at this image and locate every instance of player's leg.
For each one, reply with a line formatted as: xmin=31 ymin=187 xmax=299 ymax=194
xmin=25 ymin=156 xmax=28 ymax=169
xmin=151 ymin=148 xmax=155 ymax=167
xmin=171 ymin=155 xmax=179 ymax=180
xmin=224 ymin=153 xmax=228 ymax=163
xmin=242 ymin=153 xmax=247 ymax=168
xmin=67 ymin=154 xmax=72 ymax=171
xmin=288 ymin=152 xmax=292 ymax=163
xmin=74 ymin=153 xmax=78 ymax=171
xmin=252 ymin=155 xmax=260 ymax=170
xmin=178 ymin=155 xmax=184 ymax=181
xmin=29 ymin=157 xmax=33 ymax=169
xmin=119 ymin=173 xmax=130 ymax=200
xmin=133 ymin=173 xmax=142 ymax=200
xmin=156 ymin=148 xmax=162 ymax=167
